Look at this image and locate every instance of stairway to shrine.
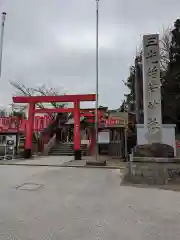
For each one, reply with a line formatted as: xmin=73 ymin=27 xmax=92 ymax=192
xmin=48 ymin=142 xmax=89 ymax=156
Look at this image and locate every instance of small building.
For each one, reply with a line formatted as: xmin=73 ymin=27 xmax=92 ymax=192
xmin=55 ymin=107 xmax=136 ymax=158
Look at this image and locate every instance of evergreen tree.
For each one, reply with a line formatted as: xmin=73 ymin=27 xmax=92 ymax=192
xmin=162 ymin=19 xmax=180 ymax=129
xmin=122 ymin=66 xmax=136 ymax=112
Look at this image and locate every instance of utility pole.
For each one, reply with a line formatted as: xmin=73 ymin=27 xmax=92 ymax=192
xmin=0 ymin=12 xmax=6 ymax=77
xmin=95 ymin=0 xmax=99 ymax=161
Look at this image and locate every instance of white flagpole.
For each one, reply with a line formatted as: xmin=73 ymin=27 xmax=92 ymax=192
xmin=95 ymin=0 xmax=99 ymax=161
xmin=0 ymin=12 xmax=6 ymax=77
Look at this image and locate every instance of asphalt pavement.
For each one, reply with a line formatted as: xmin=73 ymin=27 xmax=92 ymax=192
xmin=0 ymin=159 xmax=179 ymax=239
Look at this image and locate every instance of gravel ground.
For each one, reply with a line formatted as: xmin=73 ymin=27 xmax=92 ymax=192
xmin=0 ymin=164 xmax=179 ymax=239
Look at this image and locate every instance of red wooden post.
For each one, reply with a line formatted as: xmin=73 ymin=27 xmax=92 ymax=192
xmin=24 ymin=103 xmax=35 ymax=158
xmin=74 ymin=100 xmax=81 ymax=160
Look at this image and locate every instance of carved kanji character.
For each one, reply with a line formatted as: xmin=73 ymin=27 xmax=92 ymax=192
xmin=148 ymin=81 xmax=159 ymax=92
xmin=146 ymin=36 xmax=158 ymax=47
xmin=148 ymin=100 xmax=160 ymax=109
xmin=147 ymin=66 xmax=158 ymax=78
xmin=148 ymin=117 xmax=159 ymax=128
xmin=148 ymin=117 xmax=160 ymax=133
xmin=146 ymin=50 xmax=157 ymax=59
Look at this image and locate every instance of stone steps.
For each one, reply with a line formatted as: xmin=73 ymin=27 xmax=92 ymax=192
xmin=49 ymin=143 xmax=89 ymax=156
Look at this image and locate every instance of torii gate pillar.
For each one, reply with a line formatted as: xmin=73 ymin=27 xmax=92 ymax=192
xmin=74 ymin=101 xmax=81 ymax=160
xmin=24 ymin=103 xmax=35 ymax=158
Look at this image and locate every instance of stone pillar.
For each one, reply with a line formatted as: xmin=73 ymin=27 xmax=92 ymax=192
xmin=142 ymin=34 xmax=162 ymax=143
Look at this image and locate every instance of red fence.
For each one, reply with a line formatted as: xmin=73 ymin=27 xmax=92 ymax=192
xmin=0 ymin=113 xmax=126 ymax=133
xmin=0 ymin=116 xmax=53 ymax=133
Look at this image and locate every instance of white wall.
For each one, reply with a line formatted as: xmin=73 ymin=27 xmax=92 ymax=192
xmin=136 ymin=124 xmax=176 ymax=156
xmin=98 ymin=130 xmax=110 ymax=144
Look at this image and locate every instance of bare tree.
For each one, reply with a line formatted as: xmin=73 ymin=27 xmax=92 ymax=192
xmin=130 ymin=28 xmax=171 ymax=72
xmin=159 ymin=27 xmax=172 ymax=72
xmin=9 ymin=81 xmax=67 ymax=120
xmin=32 ymin=85 xmax=67 ymax=109
xmin=9 ymin=80 xmax=70 ymax=143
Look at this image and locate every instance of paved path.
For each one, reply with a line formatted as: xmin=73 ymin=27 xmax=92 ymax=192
xmin=0 ymin=156 xmax=125 ymax=169
xmin=0 ymin=164 xmax=180 ymax=239
xmin=0 ymin=156 xmax=74 ymax=166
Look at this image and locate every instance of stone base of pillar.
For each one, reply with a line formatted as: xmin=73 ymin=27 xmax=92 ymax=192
xmin=74 ymin=150 xmax=81 ymax=160
xmin=24 ymin=149 xmax=32 ymax=159
xmin=136 ymin=124 xmax=176 ymax=156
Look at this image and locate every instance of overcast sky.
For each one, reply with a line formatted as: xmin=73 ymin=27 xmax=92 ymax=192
xmin=0 ymin=0 xmax=179 ymax=109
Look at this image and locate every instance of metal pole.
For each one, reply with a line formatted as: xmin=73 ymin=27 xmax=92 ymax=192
xmin=0 ymin=12 xmax=6 ymax=77
xmin=95 ymin=0 xmax=99 ymax=160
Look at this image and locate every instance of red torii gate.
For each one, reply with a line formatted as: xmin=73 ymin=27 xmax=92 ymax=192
xmin=13 ymin=94 xmax=96 ymax=159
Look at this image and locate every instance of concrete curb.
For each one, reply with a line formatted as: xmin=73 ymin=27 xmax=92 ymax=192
xmin=0 ymin=162 xmax=125 ymax=169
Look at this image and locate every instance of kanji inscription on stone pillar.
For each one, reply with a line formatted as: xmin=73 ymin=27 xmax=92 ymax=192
xmin=142 ymin=34 xmax=162 ymax=143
